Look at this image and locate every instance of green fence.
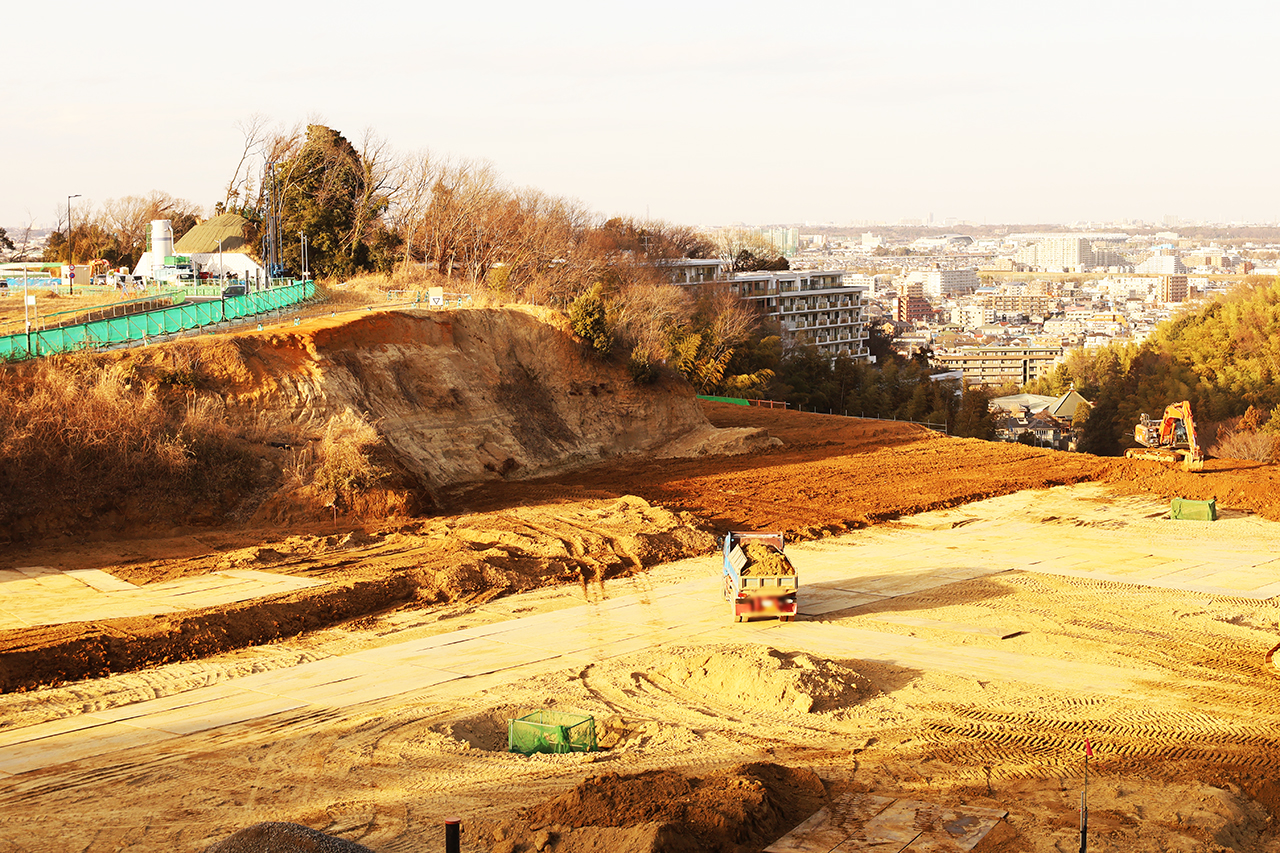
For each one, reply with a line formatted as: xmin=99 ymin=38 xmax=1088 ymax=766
xmin=696 ymin=395 xmax=750 ymax=406
xmin=0 ymin=281 xmax=315 ymax=360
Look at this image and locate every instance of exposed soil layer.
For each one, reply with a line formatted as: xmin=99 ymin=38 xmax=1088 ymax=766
xmin=522 ymin=763 xmax=828 ymax=853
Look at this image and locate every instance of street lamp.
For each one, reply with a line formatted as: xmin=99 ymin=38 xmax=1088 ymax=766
xmin=66 ymin=194 xmax=81 ymax=295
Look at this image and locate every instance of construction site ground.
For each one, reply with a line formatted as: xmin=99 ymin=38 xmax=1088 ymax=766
xmin=3 ymin=403 xmax=1280 ymax=852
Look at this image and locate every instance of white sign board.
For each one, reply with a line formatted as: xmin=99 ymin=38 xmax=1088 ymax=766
xmin=428 ymin=286 xmax=445 ymax=307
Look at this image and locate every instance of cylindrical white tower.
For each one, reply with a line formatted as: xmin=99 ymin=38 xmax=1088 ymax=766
xmin=150 ymin=219 xmax=174 ymax=260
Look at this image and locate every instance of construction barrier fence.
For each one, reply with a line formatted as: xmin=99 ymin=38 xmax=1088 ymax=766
xmin=508 ymin=710 xmax=597 ymax=756
xmin=0 ymin=281 xmax=316 ymax=360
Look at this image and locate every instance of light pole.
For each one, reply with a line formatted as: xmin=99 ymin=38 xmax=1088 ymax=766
xmin=66 ymin=194 xmax=81 ymax=295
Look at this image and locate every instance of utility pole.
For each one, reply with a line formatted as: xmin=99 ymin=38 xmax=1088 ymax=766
xmin=66 ymin=194 xmax=81 ymax=295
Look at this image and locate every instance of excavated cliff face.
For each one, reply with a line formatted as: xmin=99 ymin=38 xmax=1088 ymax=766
xmin=206 ymin=306 xmax=775 ymax=489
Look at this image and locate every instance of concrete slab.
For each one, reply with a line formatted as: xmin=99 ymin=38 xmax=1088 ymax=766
xmin=799 ymin=588 xmax=885 ymax=616
xmin=0 ymin=567 xmax=326 ymax=629
xmin=0 ymin=722 xmax=177 ymax=776
xmin=768 ymin=793 xmax=1006 ymax=853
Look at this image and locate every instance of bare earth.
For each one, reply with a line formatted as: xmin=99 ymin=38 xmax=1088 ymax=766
xmin=3 ymin=401 xmax=1280 ymax=852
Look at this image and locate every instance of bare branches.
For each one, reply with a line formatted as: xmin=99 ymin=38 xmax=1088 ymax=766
xmin=224 ymin=113 xmax=270 ymax=209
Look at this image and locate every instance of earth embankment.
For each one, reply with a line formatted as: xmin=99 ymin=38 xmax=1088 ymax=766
xmin=205 ymin=306 xmax=774 ymax=492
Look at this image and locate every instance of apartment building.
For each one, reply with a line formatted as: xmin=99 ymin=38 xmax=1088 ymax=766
xmin=1014 ymin=237 xmax=1095 ymax=272
xmin=935 ymin=345 xmax=1063 ymax=388
xmin=663 ymin=260 xmax=871 ymax=361
xmin=906 ymin=267 xmax=979 ymax=299
xmin=1159 ymin=274 xmax=1189 ymax=303
xmin=980 ymin=293 xmax=1059 ymax=316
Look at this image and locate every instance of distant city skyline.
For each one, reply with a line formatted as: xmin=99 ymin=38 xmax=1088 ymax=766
xmin=6 ymin=0 xmax=1277 ymax=231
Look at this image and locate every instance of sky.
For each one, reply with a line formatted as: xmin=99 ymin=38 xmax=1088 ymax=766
xmin=5 ymin=0 xmax=1278 ymax=231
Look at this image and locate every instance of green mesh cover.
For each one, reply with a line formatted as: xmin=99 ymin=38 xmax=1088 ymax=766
xmin=508 ymin=710 xmax=597 ymax=756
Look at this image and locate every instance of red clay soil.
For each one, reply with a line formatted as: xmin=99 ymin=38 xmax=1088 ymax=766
xmin=523 ymin=763 xmax=827 ymax=853
xmin=449 ymin=402 xmax=1280 ymax=531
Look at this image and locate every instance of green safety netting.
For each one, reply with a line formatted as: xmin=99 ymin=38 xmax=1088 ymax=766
xmin=508 ymin=710 xmax=597 ymax=756
xmin=0 ymin=281 xmax=314 ymax=360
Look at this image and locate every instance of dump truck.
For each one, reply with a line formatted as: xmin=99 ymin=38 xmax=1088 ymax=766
xmin=722 ymin=531 xmax=798 ymax=623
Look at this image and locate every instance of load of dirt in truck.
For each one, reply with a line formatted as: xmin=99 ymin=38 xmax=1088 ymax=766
xmin=741 ymin=542 xmax=794 ymax=576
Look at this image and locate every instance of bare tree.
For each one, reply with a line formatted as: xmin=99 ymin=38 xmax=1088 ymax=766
xmin=3 ymin=213 xmax=39 ymax=262
xmin=224 ymin=113 xmax=270 ymax=209
xmin=343 ymin=128 xmax=402 ymax=261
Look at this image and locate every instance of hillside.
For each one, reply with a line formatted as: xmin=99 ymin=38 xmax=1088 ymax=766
xmin=0 ymin=306 xmax=774 ymax=540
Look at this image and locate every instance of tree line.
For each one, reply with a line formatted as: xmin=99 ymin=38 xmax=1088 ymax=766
xmin=13 ymin=117 xmax=998 ymax=440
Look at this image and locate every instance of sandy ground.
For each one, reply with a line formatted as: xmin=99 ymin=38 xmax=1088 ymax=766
xmin=3 ymin=398 xmax=1280 ymax=852
xmin=3 ymin=479 xmax=1280 ymax=852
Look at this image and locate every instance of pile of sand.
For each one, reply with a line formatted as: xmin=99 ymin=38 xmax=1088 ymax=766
xmin=523 ymin=763 xmax=826 ymax=853
xmin=741 ymin=542 xmax=794 ymax=576
xmin=652 ymin=645 xmax=877 ymax=715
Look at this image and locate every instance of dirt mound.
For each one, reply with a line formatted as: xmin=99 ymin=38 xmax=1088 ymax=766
xmin=0 ymin=496 xmax=716 ymax=693
xmin=205 ymin=822 xmax=372 ymax=853
xmin=524 ymin=763 xmax=827 ymax=853
xmin=652 ymin=645 xmax=877 ymax=715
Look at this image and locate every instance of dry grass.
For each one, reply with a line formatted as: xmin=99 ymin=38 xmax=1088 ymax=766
xmin=1211 ymin=430 xmax=1278 ymax=463
xmin=0 ymin=354 xmax=252 ymax=528
xmin=284 ymin=410 xmax=385 ymax=509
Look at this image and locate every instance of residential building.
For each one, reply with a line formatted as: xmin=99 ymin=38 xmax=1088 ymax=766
xmin=1014 ymin=237 xmax=1095 ymax=272
xmin=896 ymin=292 xmax=936 ymax=324
xmin=1159 ymin=274 xmax=1189 ymax=303
xmin=981 ymin=293 xmax=1059 ymax=316
xmin=935 ymin=344 xmax=1063 ymax=387
xmin=906 ymin=267 xmax=979 ymax=299
xmin=664 ymin=260 xmax=871 ymax=361
xmin=1136 ymin=254 xmax=1188 ymax=275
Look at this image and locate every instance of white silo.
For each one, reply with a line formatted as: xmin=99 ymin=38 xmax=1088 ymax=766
xmin=150 ymin=219 xmax=174 ymax=261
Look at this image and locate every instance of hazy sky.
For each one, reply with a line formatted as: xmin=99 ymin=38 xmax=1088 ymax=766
xmin=5 ymin=0 xmax=1277 ymax=231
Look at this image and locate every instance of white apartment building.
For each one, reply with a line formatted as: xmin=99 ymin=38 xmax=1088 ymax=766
xmin=1014 ymin=237 xmax=1095 ymax=272
xmin=956 ymin=304 xmax=997 ymax=328
xmin=663 ymin=260 xmax=871 ymax=361
xmin=906 ymin=267 xmax=979 ymax=299
xmin=1136 ymin=254 xmax=1188 ymax=275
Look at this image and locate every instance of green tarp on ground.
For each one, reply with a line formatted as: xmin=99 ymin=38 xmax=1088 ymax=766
xmin=1171 ymin=497 xmax=1217 ymax=522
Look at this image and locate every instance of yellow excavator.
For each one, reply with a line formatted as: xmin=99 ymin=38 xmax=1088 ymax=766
xmin=1126 ymin=401 xmax=1205 ymax=471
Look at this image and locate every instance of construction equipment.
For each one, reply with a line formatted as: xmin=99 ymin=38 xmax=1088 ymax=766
xmin=722 ymin=531 xmax=798 ymax=623
xmin=1126 ymin=401 xmax=1205 ymax=471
